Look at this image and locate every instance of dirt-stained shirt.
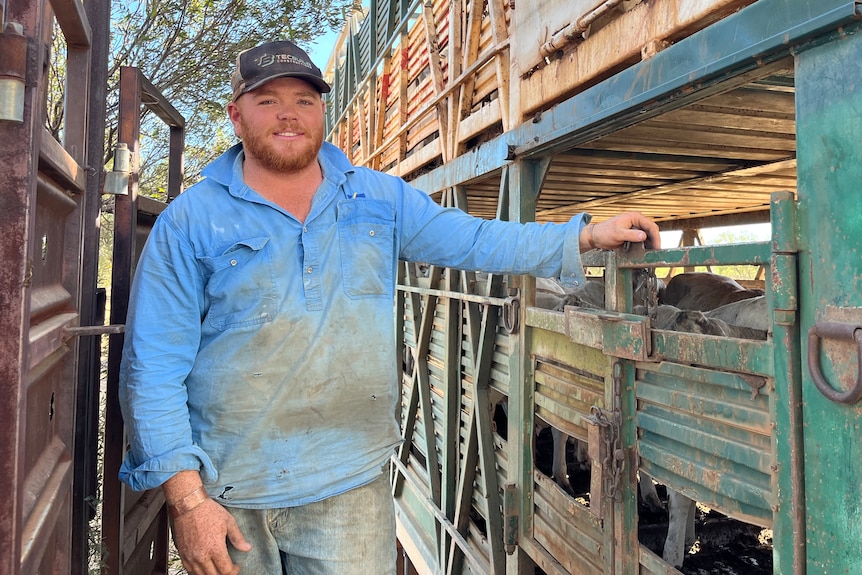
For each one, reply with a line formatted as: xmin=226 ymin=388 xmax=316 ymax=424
xmin=118 ymin=141 xmax=588 ymax=507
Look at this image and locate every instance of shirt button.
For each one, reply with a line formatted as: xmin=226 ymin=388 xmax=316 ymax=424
xmin=369 ymin=230 xmax=375 ymax=237
xmin=303 ymin=227 xmax=308 ymax=233
xmin=230 ymin=259 xmax=237 ymax=266
xmin=307 ymin=267 xmax=313 ymax=274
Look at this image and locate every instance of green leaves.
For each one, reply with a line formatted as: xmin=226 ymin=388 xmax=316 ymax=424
xmin=106 ymin=0 xmax=359 ymax=191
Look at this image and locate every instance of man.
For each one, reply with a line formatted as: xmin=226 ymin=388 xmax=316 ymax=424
xmin=118 ymin=40 xmax=660 ymax=575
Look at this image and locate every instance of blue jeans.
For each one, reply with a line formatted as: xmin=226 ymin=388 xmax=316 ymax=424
xmin=224 ymin=474 xmax=396 ymax=574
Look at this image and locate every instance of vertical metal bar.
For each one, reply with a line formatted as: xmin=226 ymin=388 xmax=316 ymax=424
xmin=768 ymin=191 xmax=805 ymax=575
xmin=440 ymin=237 xmax=461 ymax=571
xmin=71 ymin=0 xmax=109 ymax=569
xmin=167 ymin=125 xmax=184 ymax=200
xmin=102 ymin=65 xmax=141 ymax=575
xmin=616 ymin=357 xmax=639 ymax=575
xmin=505 ymin=157 xmax=550 ymax=575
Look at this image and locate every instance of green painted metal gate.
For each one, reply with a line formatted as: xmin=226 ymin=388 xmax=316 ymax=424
xmin=796 ymin=27 xmax=862 ymax=575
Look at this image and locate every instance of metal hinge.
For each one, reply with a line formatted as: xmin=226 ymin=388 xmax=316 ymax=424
xmin=502 ymin=483 xmax=519 ymax=554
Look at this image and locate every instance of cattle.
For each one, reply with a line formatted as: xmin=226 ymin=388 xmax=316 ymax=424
xmin=705 ymin=295 xmax=768 ymax=332
xmin=661 ymin=272 xmax=763 ymax=311
xmin=651 ymin=304 xmax=768 ymax=340
xmin=539 ymin=273 xmax=665 ymax=312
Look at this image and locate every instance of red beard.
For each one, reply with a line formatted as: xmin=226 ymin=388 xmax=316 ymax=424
xmin=240 ymin=118 xmax=324 ymax=173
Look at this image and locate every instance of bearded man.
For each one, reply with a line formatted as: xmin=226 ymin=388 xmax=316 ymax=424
xmin=118 ymin=40 xmax=660 ymax=575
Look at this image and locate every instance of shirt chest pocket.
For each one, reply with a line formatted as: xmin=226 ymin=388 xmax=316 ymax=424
xmin=199 ymin=237 xmax=279 ymax=330
xmin=337 ymin=200 xmax=396 ymax=298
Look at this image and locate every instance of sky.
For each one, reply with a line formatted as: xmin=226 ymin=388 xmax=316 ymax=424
xmin=307 ymin=29 xmax=341 ymax=69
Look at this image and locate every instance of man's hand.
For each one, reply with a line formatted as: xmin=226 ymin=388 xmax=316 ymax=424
xmin=164 ymin=471 xmax=251 ymax=574
xmin=172 ymin=499 xmax=252 ymax=575
xmin=580 ymin=212 xmax=661 ymax=252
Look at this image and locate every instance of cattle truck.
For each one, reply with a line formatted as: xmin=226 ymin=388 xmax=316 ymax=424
xmin=1 ymin=0 xmax=861 ymax=573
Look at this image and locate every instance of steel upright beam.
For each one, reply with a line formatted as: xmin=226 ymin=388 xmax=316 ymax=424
xmin=71 ymin=0 xmax=110 ymax=573
xmin=102 ymin=66 xmax=142 ymax=575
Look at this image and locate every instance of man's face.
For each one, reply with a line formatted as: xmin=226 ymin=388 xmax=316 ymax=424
xmin=228 ymin=77 xmax=325 ymax=173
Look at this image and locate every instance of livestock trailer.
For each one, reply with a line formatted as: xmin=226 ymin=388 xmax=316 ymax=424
xmin=322 ymin=0 xmax=862 ymax=574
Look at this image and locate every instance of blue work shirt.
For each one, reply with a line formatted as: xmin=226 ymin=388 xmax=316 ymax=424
xmin=118 ymin=141 xmax=589 ymax=507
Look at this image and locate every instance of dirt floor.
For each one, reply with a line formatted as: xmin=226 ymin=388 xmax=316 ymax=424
xmin=636 ymin=483 xmax=773 ymax=575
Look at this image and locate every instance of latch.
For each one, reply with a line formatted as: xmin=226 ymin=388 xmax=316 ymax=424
xmin=103 ymin=143 xmax=131 ymax=195
xmin=63 ymin=324 xmax=125 ymax=338
xmin=588 ymin=360 xmax=626 ymax=505
xmin=564 ymin=307 xmax=650 ymax=361
xmin=589 ymin=405 xmax=624 ymax=502
xmin=502 ymin=483 xmax=519 ymax=554
xmin=503 ymin=289 xmax=520 ymax=334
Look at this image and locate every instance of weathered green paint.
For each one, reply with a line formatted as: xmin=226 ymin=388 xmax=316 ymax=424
xmin=636 ymin=362 xmax=775 ymax=525
xmin=651 ymin=331 xmax=774 ymax=378
xmin=796 ymin=22 xmax=862 ymax=575
xmin=618 ymin=242 xmax=772 ymax=269
xmin=767 ymin=192 xmax=806 ymax=574
xmin=382 ymin=3 xmax=862 ymax=574
xmin=510 ymin=159 xmax=548 ymax=539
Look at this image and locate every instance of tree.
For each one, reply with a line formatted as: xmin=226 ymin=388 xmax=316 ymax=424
xmin=105 ymin=0 xmax=360 ymax=198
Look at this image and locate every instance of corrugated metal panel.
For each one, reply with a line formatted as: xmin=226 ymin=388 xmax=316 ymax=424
xmin=533 ymin=471 xmax=606 ymax=575
xmin=636 ymin=362 xmax=775 ymax=526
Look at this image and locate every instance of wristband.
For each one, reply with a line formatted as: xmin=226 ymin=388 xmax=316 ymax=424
xmin=587 ymin=223 xmax=598 ymax=249
xmin=168 ymin=486 xmax=209 ymax=519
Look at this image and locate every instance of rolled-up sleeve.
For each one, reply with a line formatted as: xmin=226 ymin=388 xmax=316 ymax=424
xmin=118 ymin=214 xmax=217 ymax=491
xmin=559 ymin=213 xmax=591 ymax=288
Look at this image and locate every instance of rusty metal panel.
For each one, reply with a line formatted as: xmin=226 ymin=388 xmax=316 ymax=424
xmin=533 ymin=471 xmax=606 ymax=575
xmin=525 ymin=324 xmax=615 ymax=573
xmin=636 ymin=361 xmax=775 ymax=527
xmin=563 ymin=308 xmax=650 ymax=361
xmin=534 ymin=357 xmax=604 ymax=443
xmin=0 ymin=0 xmax=102 ymax=570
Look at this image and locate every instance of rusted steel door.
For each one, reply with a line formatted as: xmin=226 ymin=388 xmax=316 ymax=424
xmin=0 ymin=0 xmax=107 ymax=572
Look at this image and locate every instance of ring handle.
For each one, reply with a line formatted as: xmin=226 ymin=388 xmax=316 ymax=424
xmin=807 ymin=322 xmax=862 ymax=404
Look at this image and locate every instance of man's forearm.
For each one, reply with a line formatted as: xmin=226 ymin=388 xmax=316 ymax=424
xmin=163 ymin=470 xmax=209 ymax=518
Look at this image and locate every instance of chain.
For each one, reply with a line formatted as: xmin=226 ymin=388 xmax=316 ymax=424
xmin=589 ymin=404 xmax=623 ymax=501
xmin=634 ymin=266 xmax=660 ymax=317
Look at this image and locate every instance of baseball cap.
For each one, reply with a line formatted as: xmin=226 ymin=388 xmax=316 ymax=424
xmin=231 ymin=40 xmax=331 ymax=100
